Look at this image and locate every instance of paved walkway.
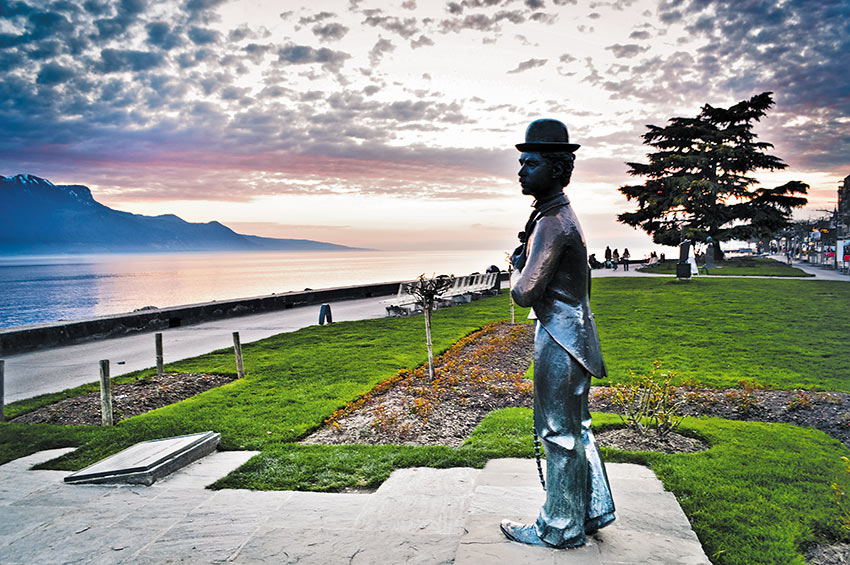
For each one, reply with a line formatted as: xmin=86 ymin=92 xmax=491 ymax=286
xmin=767 ymin=255 xmax=850 ymax=281
xmin=0 ymin=449 xmax=709 ymax=564
xmin=3 ymin=296 xmax=388 ymax=403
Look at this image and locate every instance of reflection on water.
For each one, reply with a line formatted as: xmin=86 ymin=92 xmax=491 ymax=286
xmin=0 ymin=249 xmax=505 ymax=328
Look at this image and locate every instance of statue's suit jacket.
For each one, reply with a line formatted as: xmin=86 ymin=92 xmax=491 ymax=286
xmin=511 ymin=193 xmax=607 ymax=380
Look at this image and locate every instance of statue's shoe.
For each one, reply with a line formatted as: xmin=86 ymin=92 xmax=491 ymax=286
xmin=500 ymin=520 xmax=550 ymax=546
xmin=499 ymin=520 xmax=586 ymax=549
xmin=585 ymin=512 xmax=616 ymax=534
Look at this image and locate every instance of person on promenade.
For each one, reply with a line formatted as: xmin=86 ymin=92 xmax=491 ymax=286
xmin=622 ymin=248 xmax=630 ymax=271
xmin=502 ymin=118 xmax=615 ymax=549
xmin=604 ymin=246 xmax=612 ymax=268
xmin=611 ymin=248 xmax=619 ymax=271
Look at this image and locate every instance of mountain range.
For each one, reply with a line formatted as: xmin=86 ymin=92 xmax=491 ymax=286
xmin=0 ymin=174 xmax=359 ymax=254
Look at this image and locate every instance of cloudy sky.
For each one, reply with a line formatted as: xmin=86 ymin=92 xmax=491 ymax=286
xmin=2 ymin=0 xmax=848 ymax=255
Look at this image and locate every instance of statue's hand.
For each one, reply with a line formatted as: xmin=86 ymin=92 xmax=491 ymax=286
xmin=510 ymin=244 xmax=526 ymax=271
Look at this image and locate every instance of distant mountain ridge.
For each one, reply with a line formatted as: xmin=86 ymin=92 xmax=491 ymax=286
xmin=0 ymin=174 xmax=359 ymax=254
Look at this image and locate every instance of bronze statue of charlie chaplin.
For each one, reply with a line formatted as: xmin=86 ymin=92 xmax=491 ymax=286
xmin=501 ymin=119 xmax=616 ymax=548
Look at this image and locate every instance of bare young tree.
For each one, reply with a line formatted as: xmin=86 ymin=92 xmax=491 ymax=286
xmin=406 ymin=273 xmax=454 ymax=380
xmin=505 ymin=252 xmax=516 ymax=324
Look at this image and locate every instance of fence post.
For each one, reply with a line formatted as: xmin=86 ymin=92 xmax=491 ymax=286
xmin=99 ymin=359 xmax=113 ymax=426
xmin=0 ymin=360 xmax=5 ymax=422
xmin=155 ymin=332 xmax=164 ymax=374
xmin=232 ymin=332 xmax=245 ymax=379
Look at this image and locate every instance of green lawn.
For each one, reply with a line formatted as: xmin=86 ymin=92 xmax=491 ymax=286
xmin=593 ymin=277 xmax=850 ymax=390
xmin=3 ymin=278 xmax=850 ymax=564
xmin=637 ymin=256 xmax=813 ymax=277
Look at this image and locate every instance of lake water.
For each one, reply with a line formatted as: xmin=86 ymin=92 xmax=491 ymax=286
xmin=0 ymin=249 xmax=508 ymax=328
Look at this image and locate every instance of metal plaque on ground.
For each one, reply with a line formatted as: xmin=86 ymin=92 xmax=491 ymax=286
xmin=64 ymin=431 xmax=220 ymax=486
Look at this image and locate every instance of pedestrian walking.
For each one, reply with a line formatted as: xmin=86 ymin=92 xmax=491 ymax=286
xmin=622 ymin=248 xmax=630 ymax=271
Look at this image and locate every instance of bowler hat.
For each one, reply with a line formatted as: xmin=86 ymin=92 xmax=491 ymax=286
xmin=516 ymin=119 xmax=580 ymax=152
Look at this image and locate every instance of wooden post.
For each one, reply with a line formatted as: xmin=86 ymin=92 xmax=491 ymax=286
xmin=99 ymin=359 xmax=113 ymax=426
xmin=0 ymin=360 xmax=5 ymax=422
xmin=232 ymin=332 xmax=245 ymax=379
xmin=155 ymin=332 xmax=164 ymax=374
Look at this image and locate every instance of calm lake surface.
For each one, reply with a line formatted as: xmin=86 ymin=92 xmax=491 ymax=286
xmin=0 ymin=249 xmax=507 ymax=329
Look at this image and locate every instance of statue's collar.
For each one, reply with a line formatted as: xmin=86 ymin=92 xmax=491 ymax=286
xmin=532 ymin=192 xmax=569 ymax=212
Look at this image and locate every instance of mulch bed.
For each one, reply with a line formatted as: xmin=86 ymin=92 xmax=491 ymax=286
xmin=302 ymin=321 xmax=850 ymax=453
xmin=304 ymin=322 xmax=536 ymax=447
xmin=11 ymin=373 xmax=236 ymax=426
xmin=591 ymin=386 xmax=850 ymax=450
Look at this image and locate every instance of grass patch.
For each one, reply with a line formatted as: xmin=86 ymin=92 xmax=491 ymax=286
xmin=4 ymin=292 xmax=517 ymax=468
xmin=637 ymin=256 xmax=813 ymax=277
xmin=592 ymin=277 xmax=850 ymax=390
xmin=602 ymin=415 xmax=850 ymax=565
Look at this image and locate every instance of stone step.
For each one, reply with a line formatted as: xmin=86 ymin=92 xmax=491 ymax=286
xmin=64 ymin=431 xmax=220 ymax=486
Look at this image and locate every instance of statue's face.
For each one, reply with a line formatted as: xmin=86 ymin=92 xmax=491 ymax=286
xmin=518 ymin=152 xmax=561 ymax=198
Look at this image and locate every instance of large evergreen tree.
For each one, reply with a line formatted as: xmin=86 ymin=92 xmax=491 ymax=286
xmin=618 ymin=92 xmax=808 ymax=258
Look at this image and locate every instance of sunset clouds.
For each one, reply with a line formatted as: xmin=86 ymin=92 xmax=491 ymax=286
xmin=1 ymin=0 xmax=847 ymax=252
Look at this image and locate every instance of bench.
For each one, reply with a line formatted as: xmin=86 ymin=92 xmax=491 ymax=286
xmin=382 ymin=272 xmax=500 ymax=316
xmin=440 ymin=273 xmax=499 ymax=304
xmin=381 ymin=280 xmax=422 ymax=316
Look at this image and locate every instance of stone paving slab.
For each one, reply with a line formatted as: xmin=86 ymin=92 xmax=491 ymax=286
xmin=455 ymin=459 xmax=710 ymax=565
xmin=0 ymin=451 xmax=709 ymax=564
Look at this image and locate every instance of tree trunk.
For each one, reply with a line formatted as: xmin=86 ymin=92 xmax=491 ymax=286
xmin=712 ymin=239 xmax=724 ymax=261
xmin=424 ymin=306 xmax=435 ymax=380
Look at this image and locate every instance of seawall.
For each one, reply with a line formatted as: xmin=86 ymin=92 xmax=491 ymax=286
xmin=0 ymin=281 xmax=402 ymax=356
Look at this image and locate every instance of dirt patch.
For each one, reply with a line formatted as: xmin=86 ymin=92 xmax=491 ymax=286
xmin=11 ymin=372 xmax=236 ymax=426
xmin=591 ymin=386 xmax=850 ymax=449
xmin=595 ymin=427 xmax=706 ymax=454
xmin=805 ymin=543 xmax=850 ymax=565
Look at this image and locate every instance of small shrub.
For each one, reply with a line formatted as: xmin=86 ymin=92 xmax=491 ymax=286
xmin=610 ymin=361 xmax=684 ymax=438
xmin=816 ymin=393 xmax=843 ymax=405
xmin=684 ymin=389 xmax=718 ymax=407
xmin=370 ymin=405 xmax=406 ymax=434
xmin=725 ymin=380 xmax=764 ymax=416
xmin=786 ymin=391 xmax=813 ymax=411
xmin=411 ymin=397 xmax=434 ymax=418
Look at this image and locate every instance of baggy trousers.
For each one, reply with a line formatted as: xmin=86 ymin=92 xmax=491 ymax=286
xmin=533 ymin=322 xmax=615 ymax=547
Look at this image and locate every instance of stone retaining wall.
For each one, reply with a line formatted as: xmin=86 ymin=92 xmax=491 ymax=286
xmin=0 ymin=281 xmax=401 ymax=356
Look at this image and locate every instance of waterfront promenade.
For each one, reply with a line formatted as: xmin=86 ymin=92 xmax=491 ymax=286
xmin=4 ymin=260 xmax=847 ymax=403
xmin=2 ymin=295 xmax=387 ymax=403
xmin=3 ymin=261 xmax=846 ymax=563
